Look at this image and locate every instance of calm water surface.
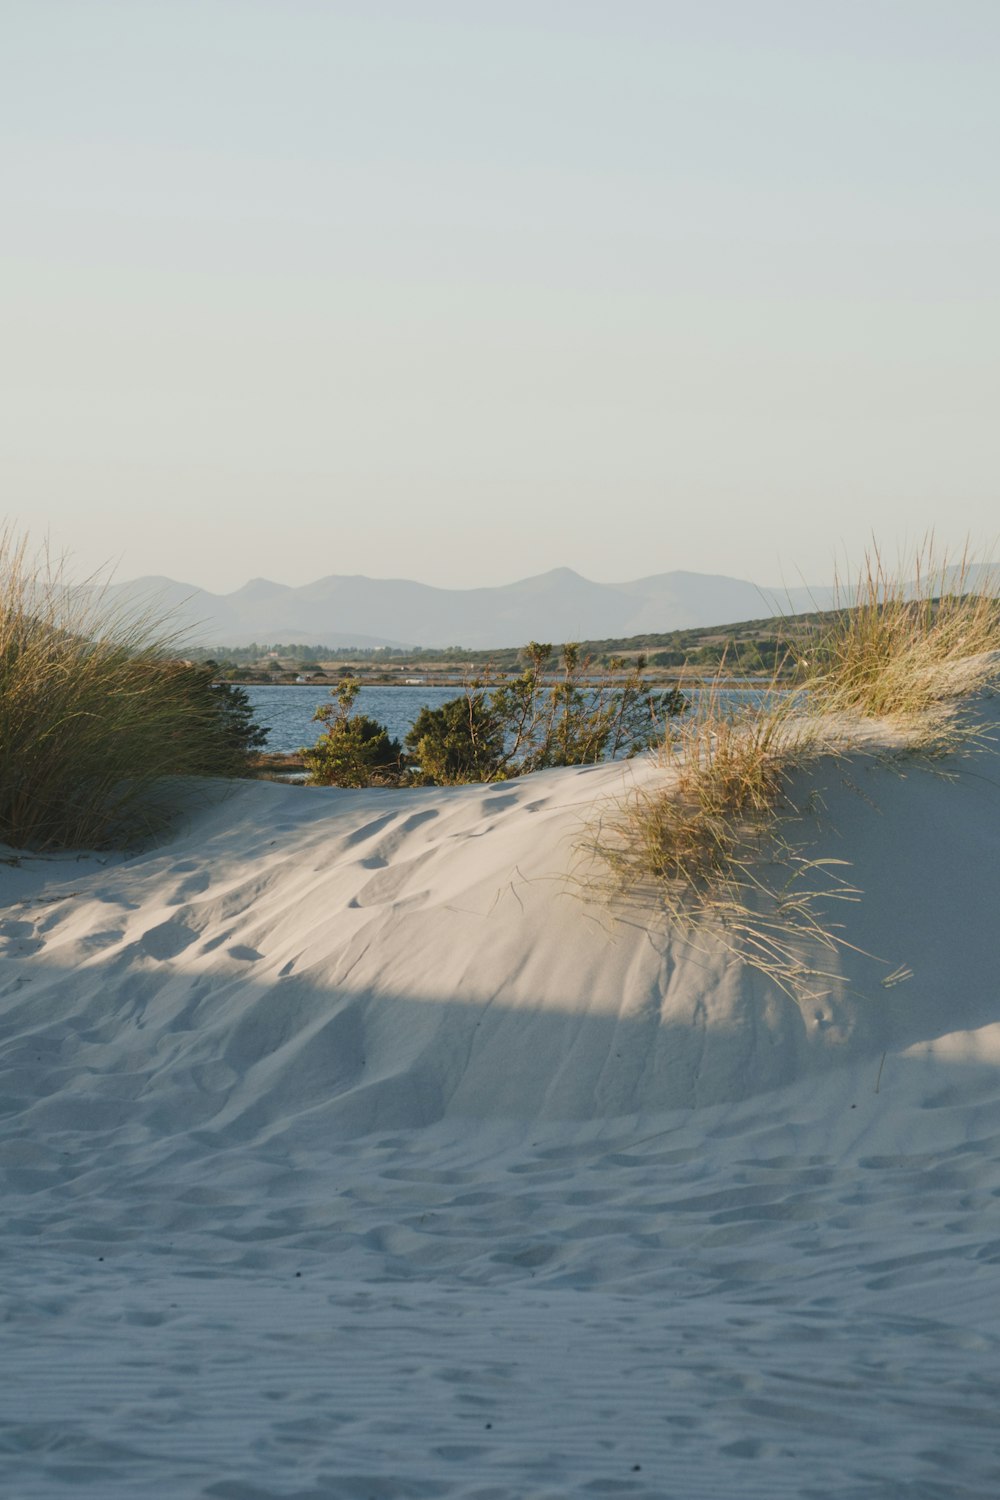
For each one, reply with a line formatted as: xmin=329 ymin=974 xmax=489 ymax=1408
xmin=244 ymin=685 xmax=469 ymax=753
xmin=242 ymin=683 xmax=779 ymax=755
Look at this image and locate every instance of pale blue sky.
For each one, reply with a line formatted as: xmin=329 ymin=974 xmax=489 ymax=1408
xmin=3 ymin=1 xmax=999 ymax=591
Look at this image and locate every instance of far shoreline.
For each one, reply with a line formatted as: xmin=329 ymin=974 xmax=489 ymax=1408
xmin=216 ymin=670 xmax=776 ymax=689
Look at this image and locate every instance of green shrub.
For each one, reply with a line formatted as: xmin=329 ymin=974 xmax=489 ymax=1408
xmin=404 ymin=644 xmax=685 ymax=785
xmin=300 ymin=643 xmax=684 ymax=789
xmin=406 ymin=690 xmax=506 ymax=784
xmin=301 ymin=678 xmax=405 ymax=787
xmin=208 ymin=678 xmax=271 ymax=761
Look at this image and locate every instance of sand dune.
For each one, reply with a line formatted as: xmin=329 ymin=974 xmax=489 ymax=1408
xmin=3 ymin=731 xmax=1000 ymax=1497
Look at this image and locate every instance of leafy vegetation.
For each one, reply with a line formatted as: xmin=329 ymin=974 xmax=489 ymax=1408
xmin=187 ymin=609 xmax=827 ymax=682
xmin=405 ymin=691 xmax=506 ymax=784
xmin=301 ymin=678 xmax=406 ymax=787
xmin=302 ymin=643 xmax=687 ymax=787
xmin=208 ymin=677 xmax=271 ymax=760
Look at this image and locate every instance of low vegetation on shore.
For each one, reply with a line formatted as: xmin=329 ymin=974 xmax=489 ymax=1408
xmin=301 ymin=644 xmax=687 ymax=787
xmin=192 ymin=610 xmax=822 ymax=686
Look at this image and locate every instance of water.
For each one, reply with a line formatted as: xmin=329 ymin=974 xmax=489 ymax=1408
xmin=240 ymin=683 xmax=782 ymax=756
xmin=242 ymin=685 xmax=471 ymax=754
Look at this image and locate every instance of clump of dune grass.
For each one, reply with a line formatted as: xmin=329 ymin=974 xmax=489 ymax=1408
xmin=0 ymin=531 xmax=257 ymax=850
xmin=587 ymin=676 xmax=860 ymax=996
xmin=588 ymin=543 xmax=1000 ymax=996
xmin=806 ymin=543 xmax=1000 ymax=747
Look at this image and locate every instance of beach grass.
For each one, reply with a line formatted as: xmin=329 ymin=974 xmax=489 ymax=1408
xmin=590 ymin=544 xmax=1000 ymax=993
xmin=588 ymin=673 xmax=855 ymax=994
xmin=0 ymin=531 xmax=255 ymax=850
xmin=806 ymin=542 xmax=1000 ymax=748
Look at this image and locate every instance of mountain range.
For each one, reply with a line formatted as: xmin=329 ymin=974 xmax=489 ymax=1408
xmin=88 ymin=564 xmax=996 ymax=651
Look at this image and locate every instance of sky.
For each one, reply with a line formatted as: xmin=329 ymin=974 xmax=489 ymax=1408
xmin=2 ymin=0 xmax=999 ymax=594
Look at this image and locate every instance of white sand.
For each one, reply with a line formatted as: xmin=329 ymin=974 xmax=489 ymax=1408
xmin=3 ymin=729 xmax=1000 ymax=1498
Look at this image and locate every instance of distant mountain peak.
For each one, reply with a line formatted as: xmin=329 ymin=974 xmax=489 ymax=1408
xmin=232 ymin=577 xmax=283 ymax=594
xmin=95 ymin=566 xmax=837 ymax=649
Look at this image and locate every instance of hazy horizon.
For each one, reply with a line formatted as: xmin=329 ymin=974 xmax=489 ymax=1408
xmin=103 ymin=559 xmax=826 ymax=592
xmin=4 ymin=2 xmax=999 ymax=593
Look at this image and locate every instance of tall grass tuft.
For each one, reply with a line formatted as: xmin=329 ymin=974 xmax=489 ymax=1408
xmin=807 ymin=543 xmax=1000 ymax=744
xmin=589 ymin=543 xmax=1000 ymax=994
xmin=588 ymin=677 xmax=858 ymax=995
xmin=0 ymin=531 xmax=255 ymax=850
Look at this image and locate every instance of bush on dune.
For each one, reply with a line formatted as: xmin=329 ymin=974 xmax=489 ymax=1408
xmin=403 ymin=641 xmax=660 ymax=784
xmin=405 ymin=642 xmax=685 ymax=784
xmin=405 ymin=689 xmax=505 ymax=784
xmin=301 ymin=678 xmax=405 ymax=788
xmin=0 ymin=532 xmax=267 ymax=851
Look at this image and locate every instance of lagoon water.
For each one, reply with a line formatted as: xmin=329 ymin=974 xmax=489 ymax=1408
xmin=242 ymin=682 xmax=775 ymax=755
xmin=243 ymin=684 xmax=466 ymax=753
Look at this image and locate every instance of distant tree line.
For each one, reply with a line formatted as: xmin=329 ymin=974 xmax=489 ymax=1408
xmin=189 ymin=606 xmax=830 ymax=681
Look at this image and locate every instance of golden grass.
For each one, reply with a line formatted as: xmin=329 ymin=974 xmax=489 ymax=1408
xmin=588 ymin=543 xmax=1000 ymax=996
xmin=0 ymin=530 xmax=250 ymax=850
xmin=807 ymin=543 xmax=1000 ymax=745
xmin=588 ymin=678 xmax=859 ymax=996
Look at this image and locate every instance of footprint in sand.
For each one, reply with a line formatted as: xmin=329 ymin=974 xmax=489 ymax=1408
xmin=481 ymin=792 xmax=519 ymax=814
xmin=226 ymin=944 xmax=263 ymax=962
xmin=0 ymin=919 xmax=43 ymax=955
xmin=139 ymin=919 xmax=200 ymax=961
xmin=350 ymin=849 xmax=434 ymax=907
xmin=339 ymin=810 xmax=397 ymax=850
xmin=93 ymin=889 xmax=140 ymax=910
xmin=361 ymin=808 xmax=440 ymax=868
xmin=166 ymin=869 xmax=211 ymax=905
xmin=78 ymin=928 xmax=126 ymax=951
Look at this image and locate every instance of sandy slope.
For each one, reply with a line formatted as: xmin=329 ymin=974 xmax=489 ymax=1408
xmin=2 ymin=736 xmax=1000 ymax=1498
